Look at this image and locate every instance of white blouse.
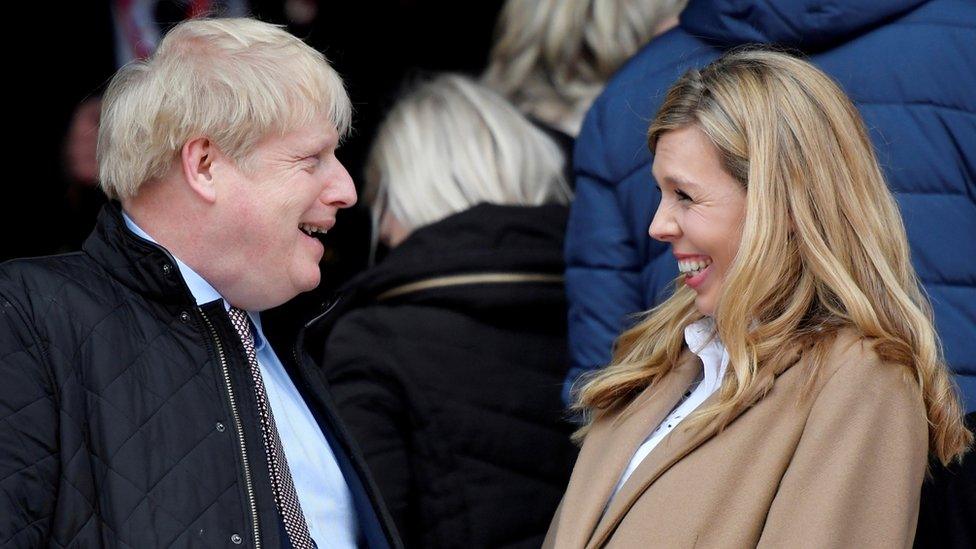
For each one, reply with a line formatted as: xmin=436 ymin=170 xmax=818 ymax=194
xmin=608 ymin=318 xmax=729 ymax=501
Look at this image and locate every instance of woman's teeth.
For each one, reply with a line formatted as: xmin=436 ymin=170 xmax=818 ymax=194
xmin=678 ymin=258 xmax=712 ymax=276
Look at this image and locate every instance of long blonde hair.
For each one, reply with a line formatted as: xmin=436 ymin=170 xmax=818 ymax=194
xmin=482 ymin=0 xmax=686 ymax=136
xmin=575 ymin=48 xmax=971 ymax=465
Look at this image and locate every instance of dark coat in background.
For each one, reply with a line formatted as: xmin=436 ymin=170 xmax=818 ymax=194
xmin=563 ymin=0 xmax=976 ymax=411
xmin=319 ymin=204 xmax=578 ymax=548
xmin=914 ymin=412 xmax=976 ymax=549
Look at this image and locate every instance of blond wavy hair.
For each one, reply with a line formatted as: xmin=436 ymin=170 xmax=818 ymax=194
xmin=482 ymin=0 xmax=686 ymax=136
xmin=574 ymin=48 xmax=972 ymax=465
xmin=98 ymin=17 xmax=350 ymax=200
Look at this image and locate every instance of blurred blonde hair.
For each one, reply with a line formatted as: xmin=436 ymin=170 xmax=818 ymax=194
xmin=365 ymin=73 xmax=571 ymax=240
xmin=483 ymin=0 xmax=686 ymax=136
xmin=574 ymin=48 xmax=971 ymax=465
xmin=98 ymin=17 xmax=351 ymax=200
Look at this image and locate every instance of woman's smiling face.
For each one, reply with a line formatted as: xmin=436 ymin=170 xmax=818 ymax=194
xmin=649 ymin=124 xmax=748 ymax=317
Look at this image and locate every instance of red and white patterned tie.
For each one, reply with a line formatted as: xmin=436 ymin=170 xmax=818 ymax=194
xmin=228 ymin=307 xmax=315 ymax=549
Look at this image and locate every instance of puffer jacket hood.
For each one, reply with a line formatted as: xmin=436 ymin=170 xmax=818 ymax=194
xmin=683 ymin=0 xmax=927 ymax=50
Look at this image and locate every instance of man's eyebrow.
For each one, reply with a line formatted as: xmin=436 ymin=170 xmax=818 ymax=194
xmin=302 ymin=137 xmax=335 ymax=156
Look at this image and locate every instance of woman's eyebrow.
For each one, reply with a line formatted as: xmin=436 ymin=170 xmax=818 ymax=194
xmin=661 ymin=174 xmax=702 ymax=191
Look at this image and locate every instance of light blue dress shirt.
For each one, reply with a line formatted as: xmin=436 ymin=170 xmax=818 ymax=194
xmin=123 ymin=213 xmax=359 ymax=547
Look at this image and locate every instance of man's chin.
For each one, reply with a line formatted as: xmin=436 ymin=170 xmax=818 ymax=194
xmin=294 ymin=267 xmax=322 ymax=294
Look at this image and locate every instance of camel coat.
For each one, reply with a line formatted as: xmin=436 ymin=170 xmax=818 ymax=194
xmin=544 ymin=332 xmax=929 ymax=548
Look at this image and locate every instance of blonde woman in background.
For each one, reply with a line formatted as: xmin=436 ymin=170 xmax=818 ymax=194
xmin=482 ymin=0 xmax=686 ymax=181
xmin=544 ymin=48 xmax=972 ymax=548
xmin=320 ymin=74 xmax=577 ymax=548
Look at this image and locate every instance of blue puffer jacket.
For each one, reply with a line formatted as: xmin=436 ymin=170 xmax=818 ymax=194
xmin=565 ymin=0 xmax=976 ymax=411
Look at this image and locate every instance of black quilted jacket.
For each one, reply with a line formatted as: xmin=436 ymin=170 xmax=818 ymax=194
xmin=0 ymin=203 xmax=399 ymax=548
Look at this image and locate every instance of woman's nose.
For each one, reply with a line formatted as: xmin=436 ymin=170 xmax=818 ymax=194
xmin=649 ymin=203 xmax=679 ymax=242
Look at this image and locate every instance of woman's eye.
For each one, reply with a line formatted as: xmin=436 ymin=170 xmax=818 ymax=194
xmin=675 ymin=189 xmax=692 ymax=201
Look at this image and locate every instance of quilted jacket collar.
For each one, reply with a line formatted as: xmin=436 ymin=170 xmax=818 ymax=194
xmin=82 ymin=201 xmax=197 ymax=307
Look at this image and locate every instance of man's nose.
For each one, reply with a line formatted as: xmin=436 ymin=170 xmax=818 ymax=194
xmin=323 ymin=160 xmax=357 ymax=209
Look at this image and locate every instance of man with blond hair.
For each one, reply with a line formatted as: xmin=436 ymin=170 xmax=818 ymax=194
xmin=0 ymin=18 xmax=399 ymax=548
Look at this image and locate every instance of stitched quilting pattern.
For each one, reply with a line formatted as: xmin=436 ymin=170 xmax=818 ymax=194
xmin=1 ymin=255 xmax=249 ymax=548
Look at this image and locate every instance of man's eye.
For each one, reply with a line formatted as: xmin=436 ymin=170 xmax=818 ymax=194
xmin=675 ymin=189 xmax=692 ymax=201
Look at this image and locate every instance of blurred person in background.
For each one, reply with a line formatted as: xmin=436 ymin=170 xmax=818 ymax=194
xmin=545 ymin=48 xmax=972 ymax=549
xmin=318 ymin=74 xmax=576 ymax=548
xmin=915 ymin=411 xmax=976 ymax=548
xmin=482 ymin=0 xmax=687 ymax=185
xmin=0 ymin=18 xmax=399 ymax=548
xmin=562 ymin=0 xmax=976 ymax=416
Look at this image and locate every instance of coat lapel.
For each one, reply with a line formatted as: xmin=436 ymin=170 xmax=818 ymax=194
xmin=585 ymin=346 xmax=804 ymax=548
xmin=586 ymin=389 xmax=722 ymax=548
xmin=548 ymin=352 xmax=702 ymax=548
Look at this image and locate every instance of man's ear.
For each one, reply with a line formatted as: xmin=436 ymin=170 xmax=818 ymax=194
xmin=180 ymin=137 xmax=218 ymax=203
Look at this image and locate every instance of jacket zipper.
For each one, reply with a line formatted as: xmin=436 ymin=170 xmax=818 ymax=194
xmin=375 ymin=272 xmax=563 ymax=301
xmin=200 ymin=308 xmax=262 ymax=549
xmin=122 ymin=226 xmax=264 ymax=547
xmin=291 ymin=297 xmax=343 ymax=367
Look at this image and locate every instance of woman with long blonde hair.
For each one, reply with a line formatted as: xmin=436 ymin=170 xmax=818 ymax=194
xmin=482 ymin=0 xmax=685 ymax=137
xmin=544 ymin=48 xmax=972 ymax=548
xmin=482 ymin=0 xmax=686 ymax=191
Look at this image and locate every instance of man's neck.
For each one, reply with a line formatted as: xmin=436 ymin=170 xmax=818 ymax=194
xmin=121 ymin=209 xmax=226 ymax=308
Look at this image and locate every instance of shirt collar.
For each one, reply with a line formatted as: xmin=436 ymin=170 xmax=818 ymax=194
xmin=684 ymin=317 xmax=728 ymax=392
